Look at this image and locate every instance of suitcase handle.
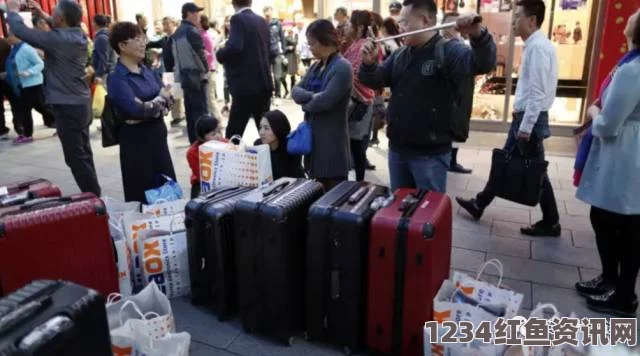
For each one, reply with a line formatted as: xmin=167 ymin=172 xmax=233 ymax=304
xmin=262 ymin=180 xmax=290 ymax=198
xmin=20 ymin=196 xmax=73 ymax=211
xmin=203 ymin=187 xmax=241 ymax=200
xmin=347 ymin=187 xmax=368 ymax=205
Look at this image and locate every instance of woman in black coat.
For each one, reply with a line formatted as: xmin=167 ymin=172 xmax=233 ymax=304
xmin=107 ymin=22 xmax=176 ymax=203
xmin=254 ymin=110 xmax=305 ymax=180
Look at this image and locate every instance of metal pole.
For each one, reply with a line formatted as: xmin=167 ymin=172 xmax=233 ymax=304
xmin=373 ymin=23 xmax=457 ymax=43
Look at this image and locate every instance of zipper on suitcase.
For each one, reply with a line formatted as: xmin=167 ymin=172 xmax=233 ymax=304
xmin=391 ymin=189 xmax=428 ymax=355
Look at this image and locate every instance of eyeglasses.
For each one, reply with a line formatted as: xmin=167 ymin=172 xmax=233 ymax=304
xmin=125 ymin=37 xmax=148 ymax=45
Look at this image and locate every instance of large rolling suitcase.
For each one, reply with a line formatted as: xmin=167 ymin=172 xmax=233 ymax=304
xmin=185 ymin=186 xmax=253 ymax=320
xmin=0 ymin=179 xmax=61 ymax=208
xmin=0 ymin=194 xmax=119 ymax=297
xmin=234 ymin=178 xmax=324 ymax=345
xmin=306 ymin=181 xmax=390 ymax=353
xmin=367 ymin=189 xmax=452 ymax=356
xmin=0 ymin=280 xmax=112 ymax=355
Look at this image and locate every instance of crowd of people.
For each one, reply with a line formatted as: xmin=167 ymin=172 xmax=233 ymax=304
xmin=2 ymin=0 xmax=640 ymax=317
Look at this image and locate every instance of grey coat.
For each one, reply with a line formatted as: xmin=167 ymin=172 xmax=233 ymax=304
xmin=292 ymin=54 xmax=352 ymax=179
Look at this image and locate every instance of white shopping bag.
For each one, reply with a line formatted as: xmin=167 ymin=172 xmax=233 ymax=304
xmin=199 ymin=136 xmax=273 ymax=192
xmin=142 ymin=199 xmax=187 ymax=217
xmin=106 ymin=281 xmax=176 ymax=341
xmin=122 ymin=213 xmax=186 ymax=288
xmin=114 ymin=238 xmax=134 ymax=297
xmin=162 ymin=72 xmax=183 ymax=100
xmin=103 ymin=197 xmax=141 ymax=239
xmin=137 ymin=228 xmax=190 ymax=298
xmin=450 ymin=259 xmax=523 ymax=319
xmin=111 ymin=319 xmax=191 ymax=356
xmin=424 ymin=323 xmax=500 ymax=356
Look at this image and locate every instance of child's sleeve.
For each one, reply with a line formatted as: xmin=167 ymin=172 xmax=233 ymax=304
xmin=187 ymin=144 xmax=200 ymax=181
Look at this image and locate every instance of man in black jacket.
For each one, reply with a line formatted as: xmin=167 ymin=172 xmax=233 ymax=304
xmin=165 ymin=3 xmax=209 ymax=143
xmin=359 ymin=0 xmax=496 ymax=193
xmin=217 ymin=0 xmax=273 ymax=139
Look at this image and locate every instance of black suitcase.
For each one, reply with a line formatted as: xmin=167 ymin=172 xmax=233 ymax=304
xmin=0 ymin=280 xmax=111 ymax=356
xmin=185 ymin=186 xmax=254 ymax=320
xmin=234 ymin=178 xmax=325 ymax=345
xmin=306 ymin=181 xmax=390 ymax=352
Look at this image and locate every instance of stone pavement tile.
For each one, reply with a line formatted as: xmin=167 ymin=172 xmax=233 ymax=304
xmin=531 ymin=241 xmax=601 ymax=269
xmin=571 ymin=230 xmax=597 ymax=249
xmin=483 ymin=206 xmax=532 ymax=225
xmin=453 ymin=212 xmax=492 ymax=235
xmin=471 ymin=162 xmax=491 ymax=176
xmin=564 ymin=201 xmax=590 ymax=217
xmin=465 ymin=178 xmax=487 ymax=192
xmin=447 ymin=175 xmax=470 ymax=191
xmin=451 ymin=247 xmax=486 ymax=273
xmin=101 ymin=188 xmax=125 ymax=201
xmin=485 ymin=254 xmax=581 ymax=289
xmin=191 ymin=340 xmax=241 ymax=356
xmin=491 ymin=220 xmax=573 ymax=243
xmin=493 ymin=198 xmax=538 ymax=210
xmin=530 ymin=283 xmax=630 ymax=318
xmin=452 ymin=229 xmax=531 ymax=259
xmin=171 ymin=298 xmax=242 ymax=349
xmin=226 ymin=332 xmax=348 ymax=356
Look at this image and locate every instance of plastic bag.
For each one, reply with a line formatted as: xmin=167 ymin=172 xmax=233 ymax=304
xmin=145 ymin=175 xmax=183 ymax=204
xmin=92 ymin=83 xmax=107 ymax=118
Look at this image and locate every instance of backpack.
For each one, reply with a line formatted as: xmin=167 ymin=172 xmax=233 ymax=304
xmin=434 ymin=38 xmax=475 ymax=143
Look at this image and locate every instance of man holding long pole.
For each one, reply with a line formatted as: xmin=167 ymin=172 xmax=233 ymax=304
xmin=359 ymin=0 xmax=496 ymax=193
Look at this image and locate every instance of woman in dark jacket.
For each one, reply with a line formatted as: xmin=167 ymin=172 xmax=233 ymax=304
xmin=254 ymin=110 xmax=305 ymax=179
xmin=291 ymin=19 xmax=352 ymax=190
xmin=107 ymin=22 xmax=176 ymax=203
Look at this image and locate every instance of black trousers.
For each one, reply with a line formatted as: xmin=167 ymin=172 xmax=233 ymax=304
xmin=119 ymin=119 xmax=176 ymax=203
xmin=183 ymin=86 xmax=208 ymax=144
xmin=51 ymin=103 xmax=101 ymax=196
xmin=476 ymin=120 xmax=560 ymax=226
xmin=591 ymin=206 xmax=640 ymax=301
xmin=226 ymin=92 xmax=271 ymax=139
xmin=15 ymin=85 xmax=56 ymax=137
xmin=350 ymin=139 xmax=366 ymax=182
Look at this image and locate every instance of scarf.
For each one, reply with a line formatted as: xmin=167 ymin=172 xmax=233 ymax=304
xmin=5 ymin=42 xmax=25 ymax=97
xmin=573 ymin=48 xmax=640 ymax=187
xmin=303 ymin=52 xmax=338 ymax=119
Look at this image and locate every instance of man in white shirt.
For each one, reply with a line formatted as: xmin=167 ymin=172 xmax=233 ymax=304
xmin=457 ymin=0 xmax=561 ymax=237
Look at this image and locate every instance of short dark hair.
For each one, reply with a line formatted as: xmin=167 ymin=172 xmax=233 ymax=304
xmin=516 ymin=0 xmax=546 ymax=28
xmin=109 ymin=22 xmax=143 ymax=54
xmin=232 ymin=0 xmax=252 ymax=8
xmin=633 ymin=12 xmax=640 ymax=47
xmin=93 ymin=14 xmax=110 ymax=28
xmin=196 ymin=115 xmax=221 ymax=142
xmin=55 ymin=0 xmax=83 ymax=27
xmin=32 ymin=15 xmax=51 ymax=28
xmin=402 ymin=0 xmax=437 ymax=15
xmin=135 ymin=13 xmax=145 ymax=22
xmin=335 ymin=7 xmax=348 ymax=17
xmin=200 ymin=15 xmax=210 ymax=30
xmin=442 ymin=12 xmax=459 ymax=23
xmin=306 ymin=19 xmax=339 ymax=48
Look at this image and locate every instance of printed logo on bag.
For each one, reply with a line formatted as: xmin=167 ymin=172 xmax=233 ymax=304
xmin=143 ymin=239 xmax=169 ymax=294
xmin=454 ymin=283 xmax=475 ymax=296
xmin=112 ymin=345 xmax=133 ymax=356
xmin=200 ymin=151 xmax=213 ymax=192
xmin=131 ymin=223 xmax=148 ymax=254
xmin=433 ymin=310 xmax=451 ymax=323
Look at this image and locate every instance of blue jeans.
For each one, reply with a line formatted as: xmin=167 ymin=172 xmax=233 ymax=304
xmin=388 ymin=149 xmax=451 ymax=193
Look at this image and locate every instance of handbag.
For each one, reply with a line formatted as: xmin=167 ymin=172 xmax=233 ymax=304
xmin=287 ymin=120 xmax=312 ymax=155
xmin=101 ymin=95 xmax=120 ymax=148
xmin=144 ymin=175 xmax=183 ymax=204
xmin=348 ymin=95 xmax=369 ymax=122
xmin=487 ymin=145 xmax=549 ymax=207
xmin=179 ymin=68 xmax=203 ymax=91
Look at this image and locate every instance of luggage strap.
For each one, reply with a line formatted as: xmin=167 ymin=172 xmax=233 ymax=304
xmin=392 ymin=189 xmax=428 ymax=354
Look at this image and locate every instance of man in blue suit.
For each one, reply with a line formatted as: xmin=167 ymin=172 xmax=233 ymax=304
xmin=217 ymin=0 xmax=273 ymax=139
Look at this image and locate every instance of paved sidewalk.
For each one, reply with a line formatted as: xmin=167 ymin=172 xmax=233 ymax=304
xmin=1 ymin=100 xmax=637 ymax=355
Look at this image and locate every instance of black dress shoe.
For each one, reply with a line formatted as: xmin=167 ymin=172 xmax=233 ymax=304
xmin=587 ymin=290 xmax=638 ymax=317
xmin=575 ymin=275 xmax=615 ymax=297
xmin=369 ymin=138 xmax=380 ymax=147
xmin=449 ymin=163 xmax=472 ymax=174
xmin=456 ymin=197 xmax=483 ymax=220
xmin=366 ymin=161 xmax=376 ymax=171
xmin=521 ymin=221 xmax=561 ymax=237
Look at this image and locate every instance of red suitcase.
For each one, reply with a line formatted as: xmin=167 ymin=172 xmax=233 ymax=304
xmin=0 ymin=194 xmax=119 ymax=297
xmin=0 ymin=178 xmax=62 ymax=207
xmin=367 ymin=189 xmax=452 ymax=356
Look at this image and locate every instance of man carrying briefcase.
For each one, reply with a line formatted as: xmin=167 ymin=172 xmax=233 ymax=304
xmin=456 ymin=0 xmax=561 ymax=237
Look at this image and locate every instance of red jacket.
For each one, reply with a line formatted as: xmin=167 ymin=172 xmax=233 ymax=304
xmin=187 ymin=141 xmax=203 ymax=186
